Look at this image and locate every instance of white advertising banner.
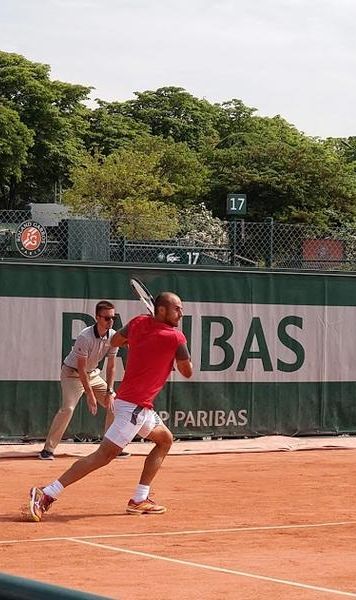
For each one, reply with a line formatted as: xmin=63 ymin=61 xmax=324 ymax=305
xmin=1 ymin=297 xmax=356 ymax=383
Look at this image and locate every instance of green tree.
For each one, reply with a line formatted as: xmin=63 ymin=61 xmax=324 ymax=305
xmin=156 ymin=138 xmax=209 ymax=207
xmin=210 ymin=98 xmax=257 ymax=149
xmin=118 ymin=198 xmax=179 ymax=239
xmin=206 ymin=116 xmax=356 ymax=226
xmin=0 ymin=104 xmax=33 ymax=208
xmin=64 ymin=147 xmax=174 ymax=219
xmin=0 ymin=51 xmax=91 ymax=207
xmin=327 ymin=136 xmax=356 ymax=163
xmin=64 ymin=137 xmax=207 ymax=238
xmin=85 ymin=100 xmax=150 ymax=156
xmin=104 ymin=86 xmax=223 ymax=151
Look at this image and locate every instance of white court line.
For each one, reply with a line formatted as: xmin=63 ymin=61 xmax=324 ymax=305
xmin=69 ymin=537 xmax=356 ymax=598
xmin=1 ymin=520 xmax=356 ymax=545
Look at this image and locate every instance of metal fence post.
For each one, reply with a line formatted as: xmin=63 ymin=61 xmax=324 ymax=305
xmin=265 ymin=217 xmax=274 ymax=267
xmin=229 ymin=218 xmax=238 ymax=265
xmin=232 ymin=219 xmax=237 ymax=265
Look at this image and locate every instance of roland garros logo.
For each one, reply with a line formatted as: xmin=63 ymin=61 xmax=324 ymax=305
xmin=15 ymin=220 xmax=47 ymax=258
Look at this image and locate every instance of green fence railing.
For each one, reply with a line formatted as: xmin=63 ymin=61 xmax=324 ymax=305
xmin=0 ymin=572 xmax=113 ymax=600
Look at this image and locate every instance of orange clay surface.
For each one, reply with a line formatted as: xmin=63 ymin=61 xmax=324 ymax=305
xmin=1 ymin=450 xmax=356 ymax=600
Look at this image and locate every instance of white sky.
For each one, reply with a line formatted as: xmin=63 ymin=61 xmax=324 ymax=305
xmin=1 ymin=0 xmax=355 ymax=138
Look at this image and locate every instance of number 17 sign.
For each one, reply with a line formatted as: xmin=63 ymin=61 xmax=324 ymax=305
xmin=226 ymin=193 xmax=247 ymax=216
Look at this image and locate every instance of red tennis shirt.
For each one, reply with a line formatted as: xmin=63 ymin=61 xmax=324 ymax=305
xmin=117 ymin=315 xmax=187 ymax=408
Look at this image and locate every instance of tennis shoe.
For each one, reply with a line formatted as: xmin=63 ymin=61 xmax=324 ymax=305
xmin=115 ymin=451 xmax=131 ymax=459
xmin=126 ymin=497 xmax=166 ymax=515
xmin=38 ymin=449 xmax=54 ymax=460
xmin=29 ymin=487 xmax=55 ymax=522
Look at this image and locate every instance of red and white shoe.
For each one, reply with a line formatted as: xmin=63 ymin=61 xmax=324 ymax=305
xmin=29 ymin=487 xmax=55 ymax=522
xmin=126 ymin=497 xmax=166 ymax=515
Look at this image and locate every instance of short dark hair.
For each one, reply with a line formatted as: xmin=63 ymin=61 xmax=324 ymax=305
xmin=95 ymin=300 xmax=115 ymax=315
xmin=154 ymin=292 xmax=179 ymax=314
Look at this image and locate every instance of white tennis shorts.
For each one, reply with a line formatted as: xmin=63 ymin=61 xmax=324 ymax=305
xmin=105 ymin=399 xmax=163 ymax=448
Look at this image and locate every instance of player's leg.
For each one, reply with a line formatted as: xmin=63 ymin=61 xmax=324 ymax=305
xmin=126 ymin=417 xmax=173 ymax=515
xmin=92 ymin=376 xmax=130 ymax=457
xmin=58 ymin=437 xmax=120 ymax=487
xmin=29 ymin=437 xmax=121 ymax=522
xmin=29 ymin=400 xmax=144 ymax=521
xmin=139 ymin=423 xmax=173 ymax=485
xmin=39 ymin=366 xmax=83 ymax=459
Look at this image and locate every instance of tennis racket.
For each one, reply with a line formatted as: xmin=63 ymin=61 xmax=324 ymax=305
xmin=130 ymin=277 xmax=155 ymax=315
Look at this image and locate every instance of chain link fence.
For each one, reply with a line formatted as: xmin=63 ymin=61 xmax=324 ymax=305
xmin=1 ymin=208 xmax=356 ymax=270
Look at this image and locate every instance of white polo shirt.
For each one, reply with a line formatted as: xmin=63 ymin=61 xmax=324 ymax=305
xmin=64 ymin=324 xmax=117 ymax=372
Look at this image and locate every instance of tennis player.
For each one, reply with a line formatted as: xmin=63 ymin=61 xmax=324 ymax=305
xmin=28 ymin=292 xmax=192 ymax=521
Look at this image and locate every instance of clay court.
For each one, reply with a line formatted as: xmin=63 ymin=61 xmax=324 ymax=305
xmin=1 ymin=439 xmax=356 ymax=599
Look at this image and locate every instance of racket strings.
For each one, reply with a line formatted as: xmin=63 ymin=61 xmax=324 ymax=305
xmin=130 ymin=278 xmax=155 ymax=315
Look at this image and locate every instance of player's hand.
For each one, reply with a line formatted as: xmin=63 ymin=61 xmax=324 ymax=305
xmin=86 ymin=394 xmax=98 ymax=415
xmin=105 ymin=390 xmax=115 ymax=412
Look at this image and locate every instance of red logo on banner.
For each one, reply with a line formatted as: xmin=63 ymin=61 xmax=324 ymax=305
xmin=15 ymin=221 xmax=47 ymax=258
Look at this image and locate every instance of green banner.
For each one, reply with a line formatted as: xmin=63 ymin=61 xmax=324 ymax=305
xmin=1 ymin=261 xmax=356 ymax=438
xmin=0 ymin=572 xmax=111 ymax=599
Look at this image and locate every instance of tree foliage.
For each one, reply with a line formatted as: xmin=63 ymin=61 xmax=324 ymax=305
xmin=84 ymin=100 xmax=150 ymax=156
xmin=1 ymin=50 xmax=356 ymax=235
xmin=104 ymin=86 xmax=222 ymax=151
xmin=118 ymin=198 xmax=179 ymax=240
xmin=0 ymin=104 xmax=33 ymax=207
xmin=64 ymin=137 xmax=206 ymax=238
xmin=206 ymin=116 xmax=356 ymax=226
xmin=0 ymin=51 xmax=91 ymax=207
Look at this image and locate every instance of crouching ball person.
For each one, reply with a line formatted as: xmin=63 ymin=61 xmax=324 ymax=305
xmin=28 ymin=292 xmax=193 ymax=521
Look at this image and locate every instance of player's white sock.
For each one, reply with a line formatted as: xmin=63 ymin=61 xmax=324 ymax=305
xmin=43 ymin=480 xmax=64 ymax=499
xmin=133 ymin=484 xmax=150 ymax=503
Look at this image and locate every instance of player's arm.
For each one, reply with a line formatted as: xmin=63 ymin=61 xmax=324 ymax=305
xmin=175 ymin=343 xmax=193 ymax=379
xmin=77 ymin=355 xmax=98 ymax=415
xmin=105 ymin=355 xmax=116 ymax=389
xmin=104 ymin=354 xmax=116 ymax=411
xmin=111 ymin=324 xmax=129 ymax=348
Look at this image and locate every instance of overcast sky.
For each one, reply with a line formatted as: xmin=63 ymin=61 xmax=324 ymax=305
xmin=1 ymin=0 xmax=355 ymax=138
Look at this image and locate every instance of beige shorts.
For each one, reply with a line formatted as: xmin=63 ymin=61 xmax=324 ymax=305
xmin=105 ymin=399 xmax=163 ymax=448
